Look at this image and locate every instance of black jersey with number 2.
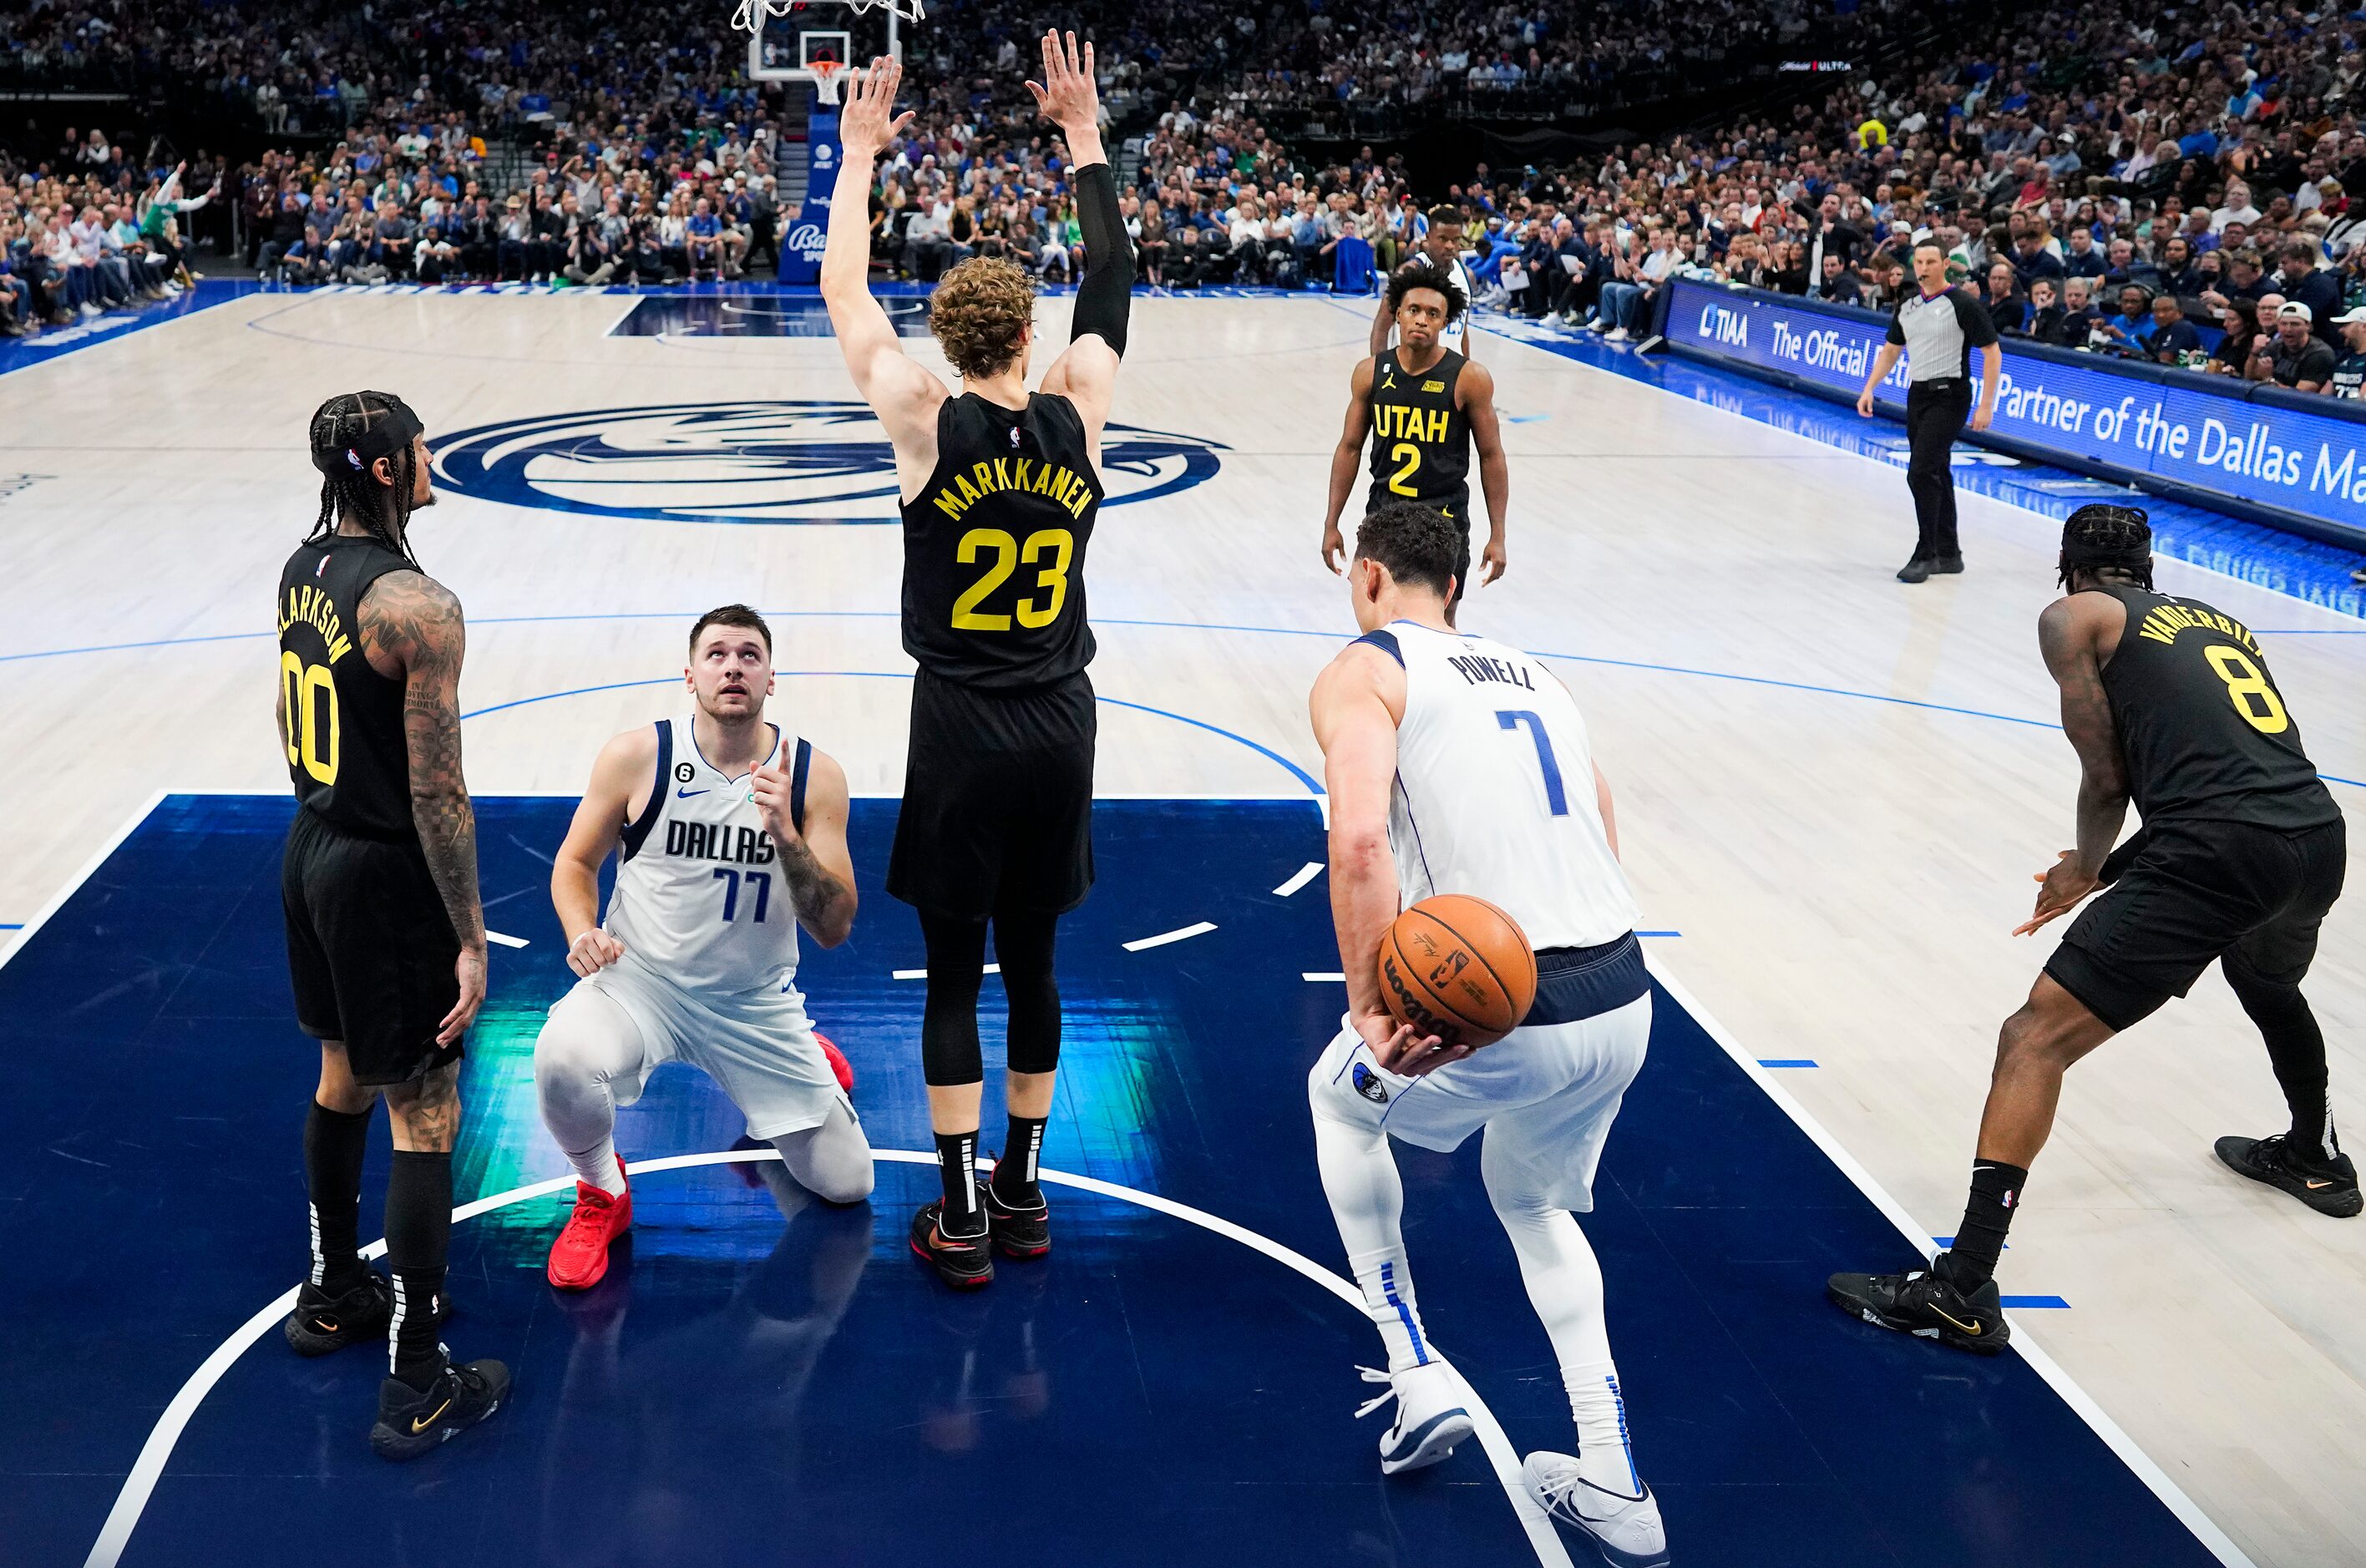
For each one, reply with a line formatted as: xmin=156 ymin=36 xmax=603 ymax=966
xmin=1365 ymin=346 xmax=1472 ymax=520
xmin=900 ymin=391 xmax=1104 ymax=692
xmin=2092 ymin=583 xmax=2340 ymax=832
xmin=277 ymin=535 xmax=418 ymax=841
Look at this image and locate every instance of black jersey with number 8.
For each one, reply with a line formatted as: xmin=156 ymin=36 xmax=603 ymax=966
xmin=2092 ymin=584 xmax=2340 ymax=832
xmin=900 ymin=392 xmax=1103 ymax=692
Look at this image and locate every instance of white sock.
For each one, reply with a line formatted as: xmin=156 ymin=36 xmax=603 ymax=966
xmin=1313 ymin=1111 xmax=1434 ymax=1371
xmin=1483 ymin=1132 xmax=1641 ymax=1496
xmin=565 ymin=1135 xmax=626 ymax=1196
xmin=1563 ymin=1360 xmax=1643 ymax=1497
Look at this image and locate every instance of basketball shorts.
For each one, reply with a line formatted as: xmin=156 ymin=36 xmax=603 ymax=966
xmin=555 ymin=954 xmax=850 ymax=1141
xmin=2045 ymin=815 xmax=2345 ymax=1032
xmin=281 ymin=806 xmax=463 ymax=1086
xmin=888 ymin=665 xmax=1097 ymax=920
xmin=1310 ymin=936 xmax=1653 ymax=1212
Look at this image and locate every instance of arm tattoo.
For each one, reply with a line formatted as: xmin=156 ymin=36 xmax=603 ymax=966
xmin=361 ymin=570 xmax=485 ymax=948
xmin=771 ymin=829 xmax=854 ymax=931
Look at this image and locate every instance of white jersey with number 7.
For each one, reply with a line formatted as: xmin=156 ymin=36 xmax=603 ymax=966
xmin=1355 ymin=620 xmax=1637 ymax=949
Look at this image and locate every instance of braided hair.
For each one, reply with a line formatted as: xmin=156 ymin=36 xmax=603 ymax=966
xmin=306 ymin=390 xmax=424 ymax=564
xmin=2056 ymin=503 xmax=2153 ymax=591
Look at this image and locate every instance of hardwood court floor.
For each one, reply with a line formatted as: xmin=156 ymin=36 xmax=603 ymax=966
xmin=2 ymin=286 xmax=2361 ymax=1566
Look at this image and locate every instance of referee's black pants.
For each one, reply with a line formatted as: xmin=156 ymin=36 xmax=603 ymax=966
xmin=1905 ymin=377 xmax=1972 ymax=561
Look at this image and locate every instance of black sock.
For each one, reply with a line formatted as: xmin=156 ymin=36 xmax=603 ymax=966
xmin=303 ymin=1100 xmax=372 ymax=1294
xmin=2231 ymin=974 xmax=2337 ymax=1164
xmin=934 ymin=1130 xmax=983 ymax=1236
xmin=990 ymin=1115 xmax=1048 ymax=1208
xmin=384 ymin=1150 xmax=453 ymax=1388
xmin=1937 ymin=1160 xmax=2028 ymax=1292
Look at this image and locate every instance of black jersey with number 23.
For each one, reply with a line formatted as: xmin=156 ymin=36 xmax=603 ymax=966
xmin=2093 ymin=583 xmax=2338 ymax=832
xmin=277 ymin=534 xmax=419 ymax=841
xmin=900 ymin=392 xmax=1105 ymax=691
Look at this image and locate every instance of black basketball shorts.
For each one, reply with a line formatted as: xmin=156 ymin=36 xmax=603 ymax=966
xmin=281 ymin=806 xmax=464 ymax=1085
xmin=2044 ymin=816 xmax=2347 ymax=1032
xmin=888 ymin=666 xmax=1097 ymax=921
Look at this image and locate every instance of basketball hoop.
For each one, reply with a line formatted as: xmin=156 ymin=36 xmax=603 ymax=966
xmin=729 ymin=0 xmax=924 ymax=33
xmin=808 ymin=58 xmax=845 ymax=104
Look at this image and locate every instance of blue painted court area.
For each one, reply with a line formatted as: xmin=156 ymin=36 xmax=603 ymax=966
xmin=5 ymin=795 xmax=2224 ymax=1567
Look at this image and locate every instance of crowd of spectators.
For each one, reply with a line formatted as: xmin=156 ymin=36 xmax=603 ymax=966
xmin=1 ymin=145 xmax=220 ymax=336
xmin=8 ymin=0 xmax=2366 ymax=402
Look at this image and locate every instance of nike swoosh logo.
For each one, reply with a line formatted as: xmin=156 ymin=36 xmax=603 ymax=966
xmin=676 ymin=787 xmax=710 ymax=798
xmin=2307 ymin=1179 xmax=2333 ymax=1190
xmin=410 ymin=1397 xmax=452 ymax=1434
xmin=311 ymin=1317 xmax=339 ymax=1333
xmin=1929 ymin=1307 xmax=1983 ymax=1336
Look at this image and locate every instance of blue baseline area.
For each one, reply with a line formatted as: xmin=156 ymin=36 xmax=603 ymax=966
xmin=1 ymin=793 xmax=2227 ymax=1568
xmin=0 ymin=279 xmax=246 ymax=377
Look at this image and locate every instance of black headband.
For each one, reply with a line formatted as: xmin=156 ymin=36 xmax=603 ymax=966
xmin=312 ymin=395 xmax=423 ymax=478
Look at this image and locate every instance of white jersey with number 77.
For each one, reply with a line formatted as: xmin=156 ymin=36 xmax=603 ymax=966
xmin=605 ymin=715 xmax=813 ymax=998
xmin=1356 ymin=620 xmax=1637 ymax=950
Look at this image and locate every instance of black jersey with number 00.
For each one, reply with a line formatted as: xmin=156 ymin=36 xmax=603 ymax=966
xmin=277 ymin=536 xmax=418 ymax=841
xmin=899 ymin=392 xmax=1104 ymax=691
xmin=1365 ymin=346 xmax=1471 ymax=520
xmin=2093 ymin=584 xmax=2339 ymax=832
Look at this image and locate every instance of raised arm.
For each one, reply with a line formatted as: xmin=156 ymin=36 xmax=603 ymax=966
xmin=1320 ymin=357 xmax=1376 ymax=572
xmin=1462 ymin=358 xmax=1508 ymax=586
xmin=1034 ymin=30 xmax=1127 ymax=462
xmin=750 ymin=743 xmax=858 ymax=948
xmin=359 ymin=569 xmax=485 ymax=1043
xmin=551 ymin=726 xmax=652 ymax=977
xmin=823 ymin=56 xmax=942 ymax=489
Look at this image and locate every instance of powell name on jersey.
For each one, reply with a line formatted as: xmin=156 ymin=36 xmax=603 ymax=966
xmin=608 ymin=716 xmax=813 ymax=998
xmin=1360 ymin=620 xmax=1638 ymax=951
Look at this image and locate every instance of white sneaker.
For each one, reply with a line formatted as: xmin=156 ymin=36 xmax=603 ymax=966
xmin=79 ymin=301 xmax=102 ymax=318
xmin=1604 ymin=326 xmax=1630 ymax=342
xmin=1356 ymin=1363 xmax=1473 ymax=1475
xmin=1585 ymin=316 xmax=1611 ymax=332
xmin=1522 ymin=1451 xmax=1669 ymax=1568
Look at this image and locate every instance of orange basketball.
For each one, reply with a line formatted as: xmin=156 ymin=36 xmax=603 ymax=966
xmin=1377 ymin=894 xmax=1538 ymax=1049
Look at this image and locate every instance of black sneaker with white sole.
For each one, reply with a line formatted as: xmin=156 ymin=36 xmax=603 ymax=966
xmin=368 ymin=1358 xmax=509 ymax=1462
xmin=1826 ymin=1264 xmax=2009 ymax=1355
xmin=2215 ymin=1133 xmax=2362 ymax=1218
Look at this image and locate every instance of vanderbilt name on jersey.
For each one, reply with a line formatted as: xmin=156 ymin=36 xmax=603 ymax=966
xmin=1365 ymin=347 xmax=1472 ymax=520
xmin=607 ymin=716 xmax=813 ymax=996
xmin=1358 ymin=620 xmax=1637 ymax=949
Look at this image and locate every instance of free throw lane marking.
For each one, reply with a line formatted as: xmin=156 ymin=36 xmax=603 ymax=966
xmin=1122 ymin=921 xmax=1218 ymax=952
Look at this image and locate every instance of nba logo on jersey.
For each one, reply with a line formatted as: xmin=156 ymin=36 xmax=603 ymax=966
xmin=1010 ymin=426 xmax=1021 ymax=447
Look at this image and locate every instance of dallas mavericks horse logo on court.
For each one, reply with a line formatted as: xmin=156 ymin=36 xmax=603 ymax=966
xmin=429 ymin=401 xmax=1226 ymax=526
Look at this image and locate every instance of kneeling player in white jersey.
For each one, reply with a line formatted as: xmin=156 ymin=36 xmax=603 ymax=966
xmin=1306 ymin=503 xmax=1668 ymax=1567
xmin=534 ymin=604 xmax=872 ymax=1291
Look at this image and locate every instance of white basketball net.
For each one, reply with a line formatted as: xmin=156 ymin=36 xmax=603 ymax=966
xmin=729 ymin=0 xmax=925 ymax=33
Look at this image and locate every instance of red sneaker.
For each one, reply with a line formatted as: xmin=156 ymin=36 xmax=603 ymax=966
xmin=547 ymin=1159 xmax=632 ymax=1291
xmin=816 ymin=1031 xmax=855 ymax=1093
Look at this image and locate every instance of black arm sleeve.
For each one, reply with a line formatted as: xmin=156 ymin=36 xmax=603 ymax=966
xmin=1070 ymin=161 xmax=1132 ymax=358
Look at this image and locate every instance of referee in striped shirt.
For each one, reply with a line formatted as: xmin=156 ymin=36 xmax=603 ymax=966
xmin=1857 ymin=241 xmax=2000 ymax=583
